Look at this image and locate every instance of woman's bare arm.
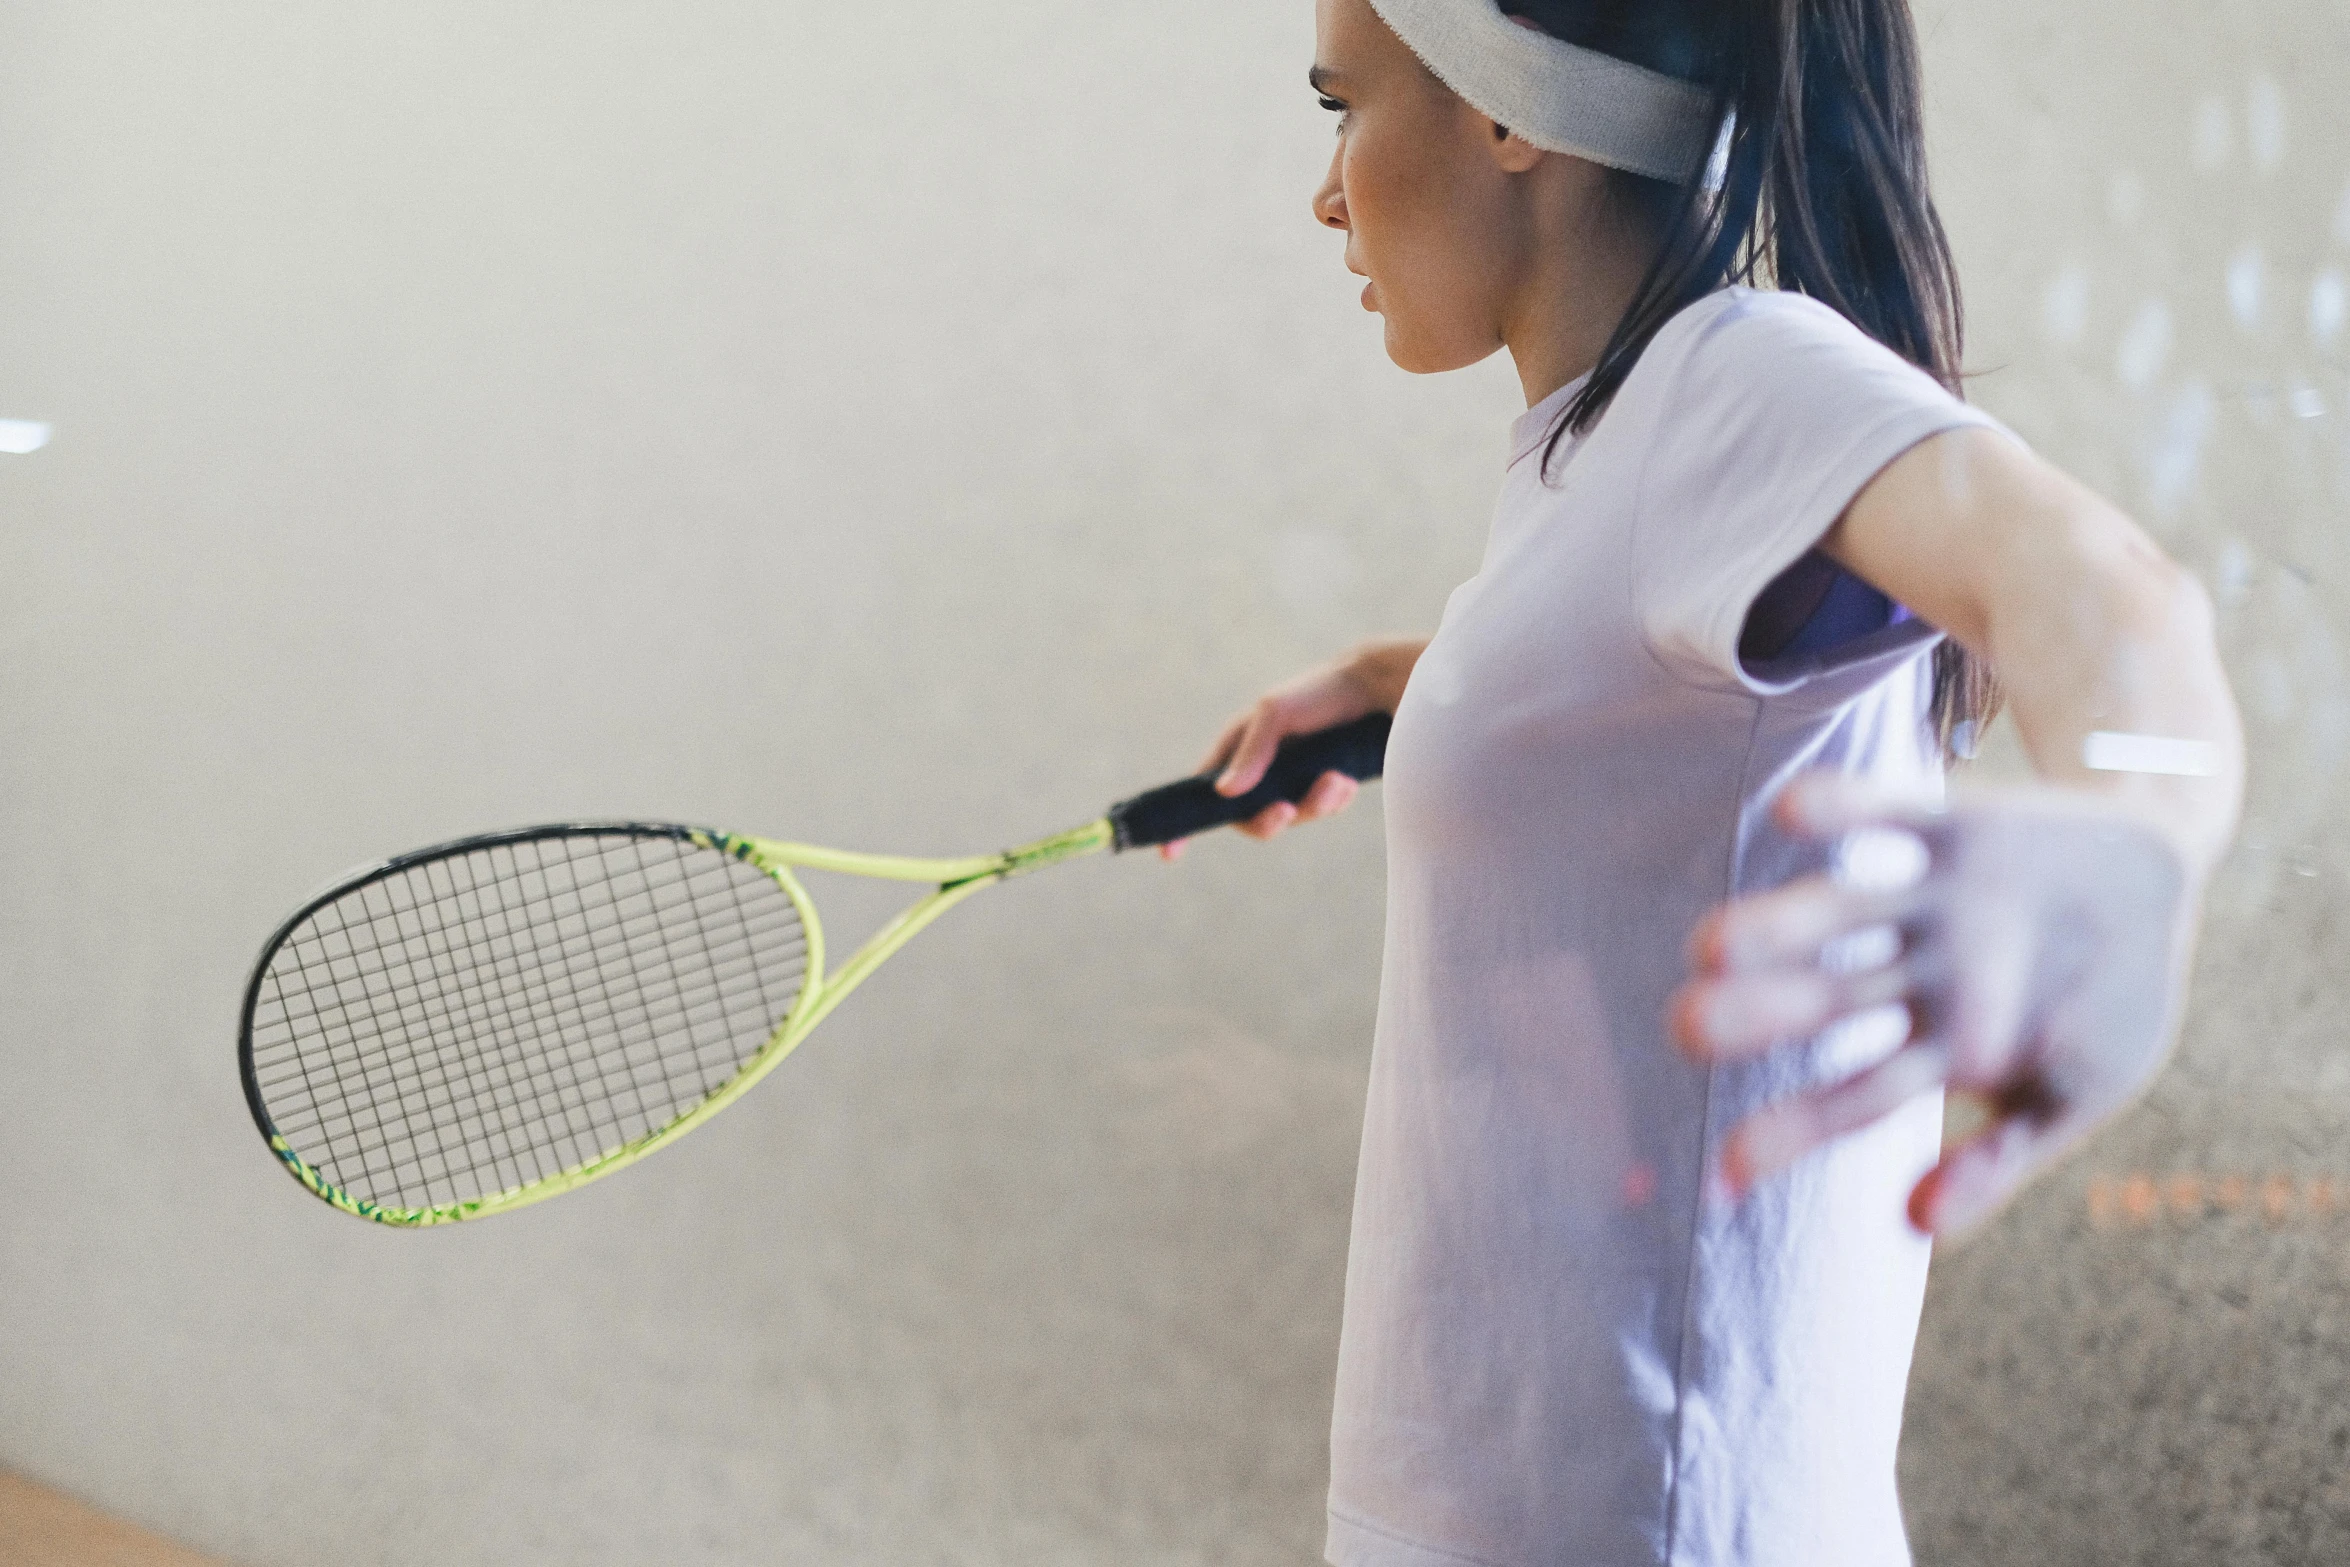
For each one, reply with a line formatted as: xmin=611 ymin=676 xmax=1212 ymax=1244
xmin=1830 ymin=428 xmax=2242 ymax=877
xmin=1670 ymin=427 xmax=2245 ymax=1234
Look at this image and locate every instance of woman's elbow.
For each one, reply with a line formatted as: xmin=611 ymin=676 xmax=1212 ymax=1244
xmin=2038 ymin=503 xmax=2213 ymax=652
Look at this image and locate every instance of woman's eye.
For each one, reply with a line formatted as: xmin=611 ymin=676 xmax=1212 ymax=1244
xmin=1318 ymin=96 xmax=1349 ymax=132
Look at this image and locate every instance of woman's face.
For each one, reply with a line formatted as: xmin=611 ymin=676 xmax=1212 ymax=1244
xmin=1310 ymin=0 xmax=1531 ymax=373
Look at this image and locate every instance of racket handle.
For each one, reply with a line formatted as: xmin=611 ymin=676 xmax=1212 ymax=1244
xmin=1107 ymin=713 xmax=1392 ymax=851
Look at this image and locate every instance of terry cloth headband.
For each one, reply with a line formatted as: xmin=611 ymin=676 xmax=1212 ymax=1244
xmin=1366 ymin=0 xmax=1718 ymax=182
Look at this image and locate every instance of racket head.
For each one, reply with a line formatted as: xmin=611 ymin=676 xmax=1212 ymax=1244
xmin=238 ymin=822 xmax=818 ymax=1226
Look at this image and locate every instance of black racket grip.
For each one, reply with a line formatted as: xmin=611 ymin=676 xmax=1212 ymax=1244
xmin=1107 ymin=712 xmax=1392 ymax=851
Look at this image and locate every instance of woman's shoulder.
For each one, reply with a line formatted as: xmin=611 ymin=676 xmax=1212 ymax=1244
xmin=1650 ymin=286 xmax=1915 ymax=378
xmin=1612 ymin=286 xmax=1959 ymax=439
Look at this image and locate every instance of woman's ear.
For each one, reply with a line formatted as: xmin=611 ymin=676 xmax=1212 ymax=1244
xmin=1487 ymin=120 xmax=1547 ymax=175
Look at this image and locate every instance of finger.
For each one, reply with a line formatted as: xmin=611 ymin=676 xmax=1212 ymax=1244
xmin=1670 ymin=957 xmax=1915 ymax=1061
xmin=1157 ymin=839 xmax=1187 ymax=863
xmin=1685 ymin=875 xmax=1921 ymax=974
xmin=1773 ymin=770 xmax=1948 ymax=842
xmin=1906 ymin=1107 xmax=2070 ymax=1237
xmin=1292 ymin=770 xmax=1360 ymax=823
xmin=1194 ymin=713 xmax=1251 ymax=778
xmin=1216 ymin=706 xmax=1289 ymax=797
xmin=1720 ymin=1040 xmax=1952 ymax=1198
xmin=1234 ymin=801 xmax=1300 ymax=841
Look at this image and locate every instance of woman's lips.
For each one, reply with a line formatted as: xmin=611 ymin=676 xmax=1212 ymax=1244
xmin=1361 ymin=280 xmax=1377 ymax=312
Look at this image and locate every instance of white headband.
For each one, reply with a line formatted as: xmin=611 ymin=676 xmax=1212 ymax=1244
xmin=1366 ymin=0 xmax=1718 ymax=182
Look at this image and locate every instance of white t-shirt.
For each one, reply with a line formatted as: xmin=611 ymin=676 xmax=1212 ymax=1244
xmin=1326 ymin=287 xmax=1999 ymax=1567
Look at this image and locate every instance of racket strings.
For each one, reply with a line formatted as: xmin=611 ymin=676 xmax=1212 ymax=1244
xmin=247 ymin=830 xmax=809 ymax=1214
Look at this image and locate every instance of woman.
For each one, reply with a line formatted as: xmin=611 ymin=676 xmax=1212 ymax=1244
xmin=1166 ymin=0 xmax=2244 ymax=1562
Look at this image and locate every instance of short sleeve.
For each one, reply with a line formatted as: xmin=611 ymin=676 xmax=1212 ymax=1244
xmin=1625 ymin=289 xmax=2002 ymax=698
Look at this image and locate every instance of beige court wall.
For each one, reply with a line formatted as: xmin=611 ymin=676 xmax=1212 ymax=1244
xmin=0 ymin=2 xmax=2344 ymax=1563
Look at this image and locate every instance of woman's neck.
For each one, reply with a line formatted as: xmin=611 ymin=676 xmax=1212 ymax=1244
xmin=1500 ymin=173 xmax=1668 ymax=409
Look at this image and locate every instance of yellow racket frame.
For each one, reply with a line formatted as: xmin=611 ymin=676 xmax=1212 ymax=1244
xmin=266 ymin=816 xmax=1114 ymax=1227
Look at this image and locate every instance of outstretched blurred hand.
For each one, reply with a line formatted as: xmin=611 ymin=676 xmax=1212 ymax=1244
xmin=1669 ymin=771 xmax=2197 ymax=1237
xmin=1159 ymin=638 xmax=1425 ymax=860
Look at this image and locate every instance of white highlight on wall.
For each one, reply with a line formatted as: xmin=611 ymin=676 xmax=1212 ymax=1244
xmin=2212 ymin=538 xmax=2254 ymax=609
xmin=2083 ymin=731 xmax=2221 ymax=777
xmin=2042 ymin=262 xmax=2090 ymax=344
xmin=0 ymin=419 xmax=51 ymax=455
xmin=2315 ymin=271 xmax=2348 ymax=346
xmin=2146 ymin=378 xmax=2214 ymax=514
xmin=2117 ymin=299 xmax=2174 ymax=389
xmin=2107 ymin=170 xmax=2145 ymax=226
xmin=2226 ymin=245 xmax=2265 ymax=329
xmin=2246 ymin=76 xmax=2286 ymax=173
xmin=2192 ymin=96 xmax=2232 ymax=170
xmin=2290 ymin=386 xmax=2327 ymax=420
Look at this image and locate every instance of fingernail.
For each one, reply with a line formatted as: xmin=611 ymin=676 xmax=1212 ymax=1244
xmin=1906 ymin=1172 xmax=1942 ymax=1234
xmin=1667 ymin=992 xmax=1713 ymax=1057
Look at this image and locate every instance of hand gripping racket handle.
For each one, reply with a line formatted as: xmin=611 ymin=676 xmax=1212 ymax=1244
xmin=1107 ymin=712 xmax=1392 ymax=851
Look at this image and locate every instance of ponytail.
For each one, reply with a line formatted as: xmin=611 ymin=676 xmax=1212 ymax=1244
xmin=1503 ymin=0 xmax=1997 ymax=760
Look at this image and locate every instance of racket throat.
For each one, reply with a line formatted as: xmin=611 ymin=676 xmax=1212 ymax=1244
xmin=940 ymin=817 xmax=1113 ymax=890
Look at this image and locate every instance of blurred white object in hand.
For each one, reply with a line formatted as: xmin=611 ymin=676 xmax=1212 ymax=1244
xmin=2082 ymin=730 xmax=2220 ymax=776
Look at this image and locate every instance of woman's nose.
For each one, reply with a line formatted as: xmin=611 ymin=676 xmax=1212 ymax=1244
xmin=1312 ymin=147 xmax=1348 ymax=230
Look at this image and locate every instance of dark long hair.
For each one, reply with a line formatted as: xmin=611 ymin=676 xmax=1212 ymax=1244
xmin=1499 ymin=0 xmax=1997 ymax=759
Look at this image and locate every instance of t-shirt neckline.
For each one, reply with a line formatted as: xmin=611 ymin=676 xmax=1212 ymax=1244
xmin=1509 ymin=372 xmax=1593 ymax=468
